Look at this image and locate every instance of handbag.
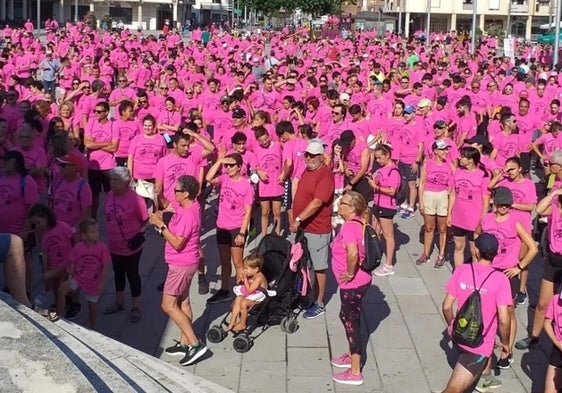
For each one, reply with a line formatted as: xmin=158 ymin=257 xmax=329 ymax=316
xmin=113 ymin=194 xmax=146 ymax=251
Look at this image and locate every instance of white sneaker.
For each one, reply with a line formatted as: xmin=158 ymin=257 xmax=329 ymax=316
xmin=374 ymin=264 xmax=395 ymax=277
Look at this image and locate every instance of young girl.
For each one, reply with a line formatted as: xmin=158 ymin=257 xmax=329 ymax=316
xmin=56 ymin=218 xmax=111 ymax=329
xmin=227 ymin=254 xmax=268 ymax=332
xmin=28 ymin=204 xmax=74 ymax=320
xmin=543 ymin=286 xmax=562 ymax=393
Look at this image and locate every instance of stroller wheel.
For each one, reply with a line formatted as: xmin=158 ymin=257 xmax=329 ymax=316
xmin=206 ymin=325 xmax=227 ymax=344
xmin=280 ymin=317 xmax=289 ymax=333
xmin=233 ymin=335 xmax=252 ymax=353
xmin=286 ymin=318 xmax=299 ymax=334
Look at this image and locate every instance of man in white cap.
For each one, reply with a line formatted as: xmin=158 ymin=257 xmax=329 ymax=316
xmin=290 ymin=139 xmax=334 ymax=319
xmin=39 ymin=49 xmax=61 ymax=93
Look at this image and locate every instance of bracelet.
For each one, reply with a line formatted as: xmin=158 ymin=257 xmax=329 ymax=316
xmin=517 ymin=263 xmax=525 ymax=271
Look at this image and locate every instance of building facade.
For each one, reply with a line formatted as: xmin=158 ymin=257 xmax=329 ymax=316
xmin=383 ymin=0 xmax=553 ymax=40
xmin=0 ymin=0 xmax=233 ymax=31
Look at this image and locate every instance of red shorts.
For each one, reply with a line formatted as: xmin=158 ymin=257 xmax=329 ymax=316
xmin=163 ymin=264 xmax=198 ymax=297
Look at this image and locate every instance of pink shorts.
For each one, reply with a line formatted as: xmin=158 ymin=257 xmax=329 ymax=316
xmin=163 ymin=264 xmax=198 ymax=296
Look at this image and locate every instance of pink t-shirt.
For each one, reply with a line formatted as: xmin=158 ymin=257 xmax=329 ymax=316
xmin=41 ymin=221 xmax=74 ymax=268
xmin=216 ymin=174 xmax=254 ymax=230
xmin=113 ymin=119 xmax=140 ymax=158
xmin=399 ymin=122 xmax=423 ymax=164
xmin=445 ymin=263 xmax=512 ymax=357
xmin=104 ymin=190 xmax=149 ymax=256
xmin=535 ymin=132 xmax=562 ymax=157
xmin=451 ymin=168 xmax=490 ymax=231
xmin=548 ymin=197 xmax=562 ymax=254
xmin=492 ymin=132 xmax=520 ymax=167
xmin=346 ymin=140 xmax=368 ymax=173
xmin=373 ymin=164 xmax=401 ymax=209
xmin=128 ymin=134 xmax=168 ymax=180
xmin=0 ymin=174 xmax=39 ymax=234
xmin=85 ymin=119 xmax=117 ymax=170
xmin=330 ymin=218 xmax=372 ymax=289
xmin=153 ymin=150 xmax=204 ymax=203
xmin=51 ymin=178 xmax=92 ymax=228
xmin=546 ymin=294 xmax=562 ymax=342
xmin=497 ymin=177 xmax=537 ymax=232
xmin=15 ymin=146 xmax=48 ymax=194
xmin=254 ymin=141 xmax=284 ymax=197
xmin=423 ymin=159 xmax=453 ymax=193
xmin=70 ymin=240 xmax=111 ymax=296
xmin=480 ymin=212 xmax=522 ymax=270
xmin=165 ymin=201 xmax=201 ymax=266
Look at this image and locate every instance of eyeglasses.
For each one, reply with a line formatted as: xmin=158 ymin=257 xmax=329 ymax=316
xmin=94 ymin=109 xmax=106 ymax=114
xmin=118 ymin=79 xmax=127 ymax=82
xmin=223 ymin=163 xmax=237 ymax=168
xmin=82 ymin=86 xmax=90 ymax=89
xmin=145 ymin=84 xmax=154 ymax=88
xmin=160 ymin=87 xmax=168 ymax=90
xmin=186 ymin=91 xmax=194 ymax=94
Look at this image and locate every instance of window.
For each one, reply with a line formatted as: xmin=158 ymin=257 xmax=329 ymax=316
xmin=109 ymin=6 xmax=132 ymax=24
xmin=489 ymin=0 xmax=499 ymax=10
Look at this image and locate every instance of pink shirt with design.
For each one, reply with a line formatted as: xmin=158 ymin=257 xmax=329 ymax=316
xmin=51 ymin=178 xmax=92 ymax=227
xmin=445 ymin=263 xmax=512 ymax=357
xmin=70 ymin=240 xmax=111 ymax=296
xmin=41 ymin=221 xmax=74 ymax=268
xmin=451 ymin=168 xmax=490 ymax=231
xmin=423 ymin=159 xmax=453 ymax=193
xmin=165 ymin=201 xmax=201 ymax=267
xmin=0 ymin=174 xmax=38 ymax=234
xmin=373 ymin=164 xmax=401 ymax=209
xmin=481 ymin=212 xmax=522 ymax=270
xmin=153 ymin=150 xmax=204 ymax=203
xmin=113 ymin=119 xmax=140 ymax=158
xmin=216 ymin=174 xmax=255 ymax=230
xmin=546 ymin=294 xmax=562 ymax=342
xmin=85 ymin=119 xmax=117 ymax=170
xmin=254 ymin=141 xmax=284 ymax=197
xmin=128 ymin=133 xmax=168 ymax=180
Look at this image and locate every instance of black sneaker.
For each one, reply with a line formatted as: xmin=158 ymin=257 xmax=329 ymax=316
xmin=179 ymin=342 xmax=208 ymax=366
xmin=165 ymin=340 xmax=187 ymax=357
xmin=65 ymin=302 xmax=82 ymax=320
xmin=515 ymin=336 xmax=539 ymax=350
xmin=198 ymin=275 xmax=209 ymax=295
xmin=207 ymin=289 xmax=231 ymax=304
xmin=514 ymin=291 xmax=528 ymax=306
xmin=496 ymin=354 xmax=513 ymax=369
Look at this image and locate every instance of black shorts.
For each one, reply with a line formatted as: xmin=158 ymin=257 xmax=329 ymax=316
xmin=0 ymin=233 xmax=11 ymax=262
xmin=259 ymin=195 xmax=283 ymax=203
xmin=216 ymin=228 xmax=245 ymax=247
xmin=494 ymin=268 xmax=520 ymax=298
xmin=456 ymin=347 xmax=488 ymax=377
xmin=351 ymin=177 xmax=374 ymax=203
xmin=451 ymin=225 xmax=475 ymax=242
xmin=550 ymin=344 xmax=562 ymax=367
xmin=88 ymin=169 xmax=111 ymax=195
xmin=372 ymin=204 xmax=396 ymax=219
xmin=520 ymin=152 xmax=531 ymax=175
xmin=399 ymin=161 xmax=418 ymax=182
xmin=544 ymin=249 xmax=562 ymax=284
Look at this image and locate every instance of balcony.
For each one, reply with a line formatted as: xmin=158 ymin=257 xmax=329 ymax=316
xmin=510 ymin=2 xmax=529 ymax=13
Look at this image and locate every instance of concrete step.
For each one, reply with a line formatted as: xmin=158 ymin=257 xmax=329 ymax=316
xmin=0 ymin=293 xmax=233 ymax=393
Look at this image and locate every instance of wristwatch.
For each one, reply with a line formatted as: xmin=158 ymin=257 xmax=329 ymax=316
xmin=159 ymin=225 xmax=167 ymax=232
xmin=295 ymin=217 xmax=302 ymax=223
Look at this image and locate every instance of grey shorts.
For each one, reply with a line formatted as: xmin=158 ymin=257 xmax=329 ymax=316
xmin=305 ymin=232 xmax=331 ymax=271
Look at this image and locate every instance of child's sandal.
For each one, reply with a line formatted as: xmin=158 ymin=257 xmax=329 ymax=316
xmin=47 ymin=311 xmax=59 ymax=322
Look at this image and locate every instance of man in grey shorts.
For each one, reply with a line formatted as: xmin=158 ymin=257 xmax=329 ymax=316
xmin=290 ymin=140 xmax=335 ymax=319
xmin=0 ymin=233 xmax=32 ymax=307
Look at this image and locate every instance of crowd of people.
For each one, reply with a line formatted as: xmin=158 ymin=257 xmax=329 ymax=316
xmin=2 ymin=17 xmax=562 ymax=390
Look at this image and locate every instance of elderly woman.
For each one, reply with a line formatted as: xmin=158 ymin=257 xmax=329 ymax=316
xmin=103 ymin=167 xmax=148 ymax=323
xmin=149 ymin=175 xmax=207 ymax=366
xmin=330 ymin=191 xmax=370 ymax=386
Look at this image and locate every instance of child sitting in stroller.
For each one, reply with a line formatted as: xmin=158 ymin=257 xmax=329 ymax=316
xmin=227 ymin=254 xmax=268 ymax=332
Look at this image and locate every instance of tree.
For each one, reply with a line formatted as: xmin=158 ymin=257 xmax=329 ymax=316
xmin=295 ymin=0 xmax=337 ymax=17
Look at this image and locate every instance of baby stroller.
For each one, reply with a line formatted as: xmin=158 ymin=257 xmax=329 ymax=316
xmin=206 ymin=231 xmax=314 ymax=353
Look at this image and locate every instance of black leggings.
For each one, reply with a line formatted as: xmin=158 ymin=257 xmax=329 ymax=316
xmin=339 ymin=283 xmax=370 ymax=355
xmin=111 ymin=251 xmax=142 ymax=297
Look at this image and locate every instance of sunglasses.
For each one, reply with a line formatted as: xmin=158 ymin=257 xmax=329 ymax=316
xmin=94 ymin=109 xmax=106 ymax=114
xmin=72 ymin=82 xmax=79 ymax=85
xmin=118 ymin=80 xmax=127 ymax=82
xmin=304 ymin=152 xmax=321 ymax=158
xmin=332 ymin=112 xmax=342 ymax=115
xmin=82 ymin=86 xmax=90 ymax=89
xmin=223 ymin=163 xmax=237 ymax=168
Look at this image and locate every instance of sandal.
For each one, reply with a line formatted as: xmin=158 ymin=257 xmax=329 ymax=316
xmin=104 ymin=303 xmax=125 ymax=315
xmin=47 ymin=311 xmax=59 ymax=322
xmin=130 ymin=307 xmax=142 ymax=323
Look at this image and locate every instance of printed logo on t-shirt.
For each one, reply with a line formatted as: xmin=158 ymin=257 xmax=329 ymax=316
xmin=75 ymin=253 xmax=102 ymax=280
xmin=455 ymin=179 xmax=477 ymax=201
xmin=459 ymin=280 xmax=489 ymax=295
xmin=0 ymin=184 xmax=16 ymax=204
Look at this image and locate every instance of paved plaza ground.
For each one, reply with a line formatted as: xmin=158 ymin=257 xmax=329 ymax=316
xmin=19 ymin=196 xmax=550 ymax=393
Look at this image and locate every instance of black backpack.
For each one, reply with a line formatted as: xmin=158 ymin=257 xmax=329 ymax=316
xmin=452 ymin=263 xmax=496 ymax=348
xmin=389 ymin=168 xmax=408 ymax=205
xmin=351 ymin=219 xmax=383 ymax=272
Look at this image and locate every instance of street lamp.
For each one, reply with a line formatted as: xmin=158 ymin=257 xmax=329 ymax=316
xmin=470 ymin=0 xmax=477 ymax=55
xmin=506 ymin=0 xmax=511 ymax=37
xmin=552 ymin=0 xmax=562 ymax=67
xmin=426 ymin=0 xmax=431 ymax=48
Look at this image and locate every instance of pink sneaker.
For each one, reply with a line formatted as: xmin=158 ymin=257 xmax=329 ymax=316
xmin=331 ymin=353 xmax=351 ymax=368
xmin=332 ymin=369 xmax=363 ymax=385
